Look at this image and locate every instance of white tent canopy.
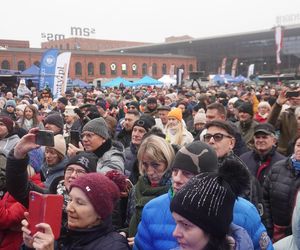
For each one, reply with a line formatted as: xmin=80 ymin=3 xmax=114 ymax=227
xmin=158 ymin=75 xmax=176 ymax=87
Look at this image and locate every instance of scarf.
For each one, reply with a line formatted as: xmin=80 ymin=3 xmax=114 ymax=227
xmin=291 ymin=155 xmax=300 ymax=171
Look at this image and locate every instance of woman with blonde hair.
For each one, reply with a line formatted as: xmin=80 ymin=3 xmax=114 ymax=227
xmin=165 ymin=108 xmax=193 ymax=146
xmin=254 ymin=101 xmax=272 ymax=123
xmin=124 ymin=135 xmax=175 ymax=245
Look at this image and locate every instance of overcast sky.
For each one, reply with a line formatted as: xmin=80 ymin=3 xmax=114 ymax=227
xmin=2 ymin=0 xmax=300 ymax=48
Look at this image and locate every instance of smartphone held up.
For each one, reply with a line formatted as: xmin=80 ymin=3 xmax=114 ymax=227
xmin=35 ymin=130 xmax=54 ymax=147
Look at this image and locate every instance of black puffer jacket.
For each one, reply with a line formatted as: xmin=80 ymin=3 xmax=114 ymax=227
xmin=263 ymin=158 xmax=300 ymax=240
xmin=60 ymin=217 xmax=130 ymax=250
xmin=240 ymin=147 xmax=286 ymax=185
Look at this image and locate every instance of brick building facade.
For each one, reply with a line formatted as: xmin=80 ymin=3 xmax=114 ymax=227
xmin=0 ymin=46 xmax=196 ymax=84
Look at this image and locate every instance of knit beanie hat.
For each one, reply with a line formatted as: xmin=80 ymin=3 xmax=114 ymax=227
xmin=16 ymin=104 xmax=27 ymax=112
xmin=238 ymin=102 xmax=253 ymax=116
xmin=147 ymin=97 xmax=157 ymax=104
xmin=49 ymin=134 xmax=66 ymax=156
xmin=0 ymin=115 xmax=14 ymax=134
xmin=65 ymin=152 xmax=98 ymax=173
xmin=170 ymin=172 xmax=235 ymax=238
xmin=57 ymin=97 xmax=68 ymax=106
xmin=70 ymin=173 xmax=120 ymax=219
xmin=168 ymin=108 xmax=182 ymax=121
xmin=95 ymin=99 xmax=107 ymax=111
xmin=194 ymin=112 xmax=206 ymax=125
xmin=64 ymin=106 xmax=77 ymax=117
xmin=82 ymin=117 xmax=109 ymax=140
xmin=5 ymin=100 xmax=16 ymax=108
xmin=171 ymin=141 xmax=218 ymax=175
xmin=44 ymin=113 xmax=64 ymax=132
xmin=133 ymin=115 xmax=156 ymax=132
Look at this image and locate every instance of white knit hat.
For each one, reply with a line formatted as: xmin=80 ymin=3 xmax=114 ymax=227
xmin=194 ymin=112 xmax=206 ymax=125
xmin=50 ymin=134 xmax=66 ymax=156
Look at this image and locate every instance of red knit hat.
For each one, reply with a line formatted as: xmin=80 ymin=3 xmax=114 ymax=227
xmin=0 ymin=115 xmax=14 ymax=134
xmin=70 ymin=173 xmax=120 ymax=219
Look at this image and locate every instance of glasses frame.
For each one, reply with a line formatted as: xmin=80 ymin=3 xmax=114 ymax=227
xmin=203 ymin=133 xmax=233 ymax=142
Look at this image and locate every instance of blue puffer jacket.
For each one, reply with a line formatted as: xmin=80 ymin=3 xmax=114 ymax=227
xmin=134 ymin=191 xmax=273 ymax=250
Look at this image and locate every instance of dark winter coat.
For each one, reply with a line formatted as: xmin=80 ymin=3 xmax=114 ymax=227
xmin=115 ymin=128 xmax=132 ymax=148
xmin=263 ymin=158 xmax=300 ymax=241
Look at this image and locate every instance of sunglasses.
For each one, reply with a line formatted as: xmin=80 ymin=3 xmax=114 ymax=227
xmin=203 ymin=133 xmax=232 ymax=142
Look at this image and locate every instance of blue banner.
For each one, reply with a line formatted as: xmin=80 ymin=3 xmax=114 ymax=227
xmin=39 ymin=49 xmax=59 ymax=90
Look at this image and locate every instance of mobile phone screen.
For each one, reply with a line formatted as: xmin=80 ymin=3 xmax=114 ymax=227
xmin=70 ymin=130 xmax=80 ymax=147
xmin=35 ymin=130 xmax=54 ymax=147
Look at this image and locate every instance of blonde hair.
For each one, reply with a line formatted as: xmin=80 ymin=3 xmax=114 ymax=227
xmin=258 ymin=101 xmax=271 ymax=111
xmin=166 ymin=121 xmax=185 ymax=146
xmin=137 ymin=135 xmax=175 ymax=175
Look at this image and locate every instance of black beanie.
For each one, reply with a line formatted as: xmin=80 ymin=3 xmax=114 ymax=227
xmin=133 ymin=115 xmax=156 ymax=132
xmin=238 ymin=102 xmax=253 ymax=116
xmin=58 ymin=97 xmax=68 ymax=106
xmin=44 ymin=113 xmax=64 ymax=132
xmin=65 ymin=152 xmax=98 ymax=173
xmin=170 ymin=173 xmax=235 ymax=238
xmin=171 ymin=141 xmax=218 ymax=175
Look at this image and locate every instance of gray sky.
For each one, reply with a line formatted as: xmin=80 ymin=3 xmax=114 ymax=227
xmin=2 ymin=0 xmax=300 ymax=48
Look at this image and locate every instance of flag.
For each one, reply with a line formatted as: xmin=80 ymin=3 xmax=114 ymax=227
xmin=221 ymin=57 xmax=227 ymax=75
xmin=248 ymin=64 xmax=255 ymax=78
xmin=231 ymin=58 xmax=238 ymax=77
xmin=39 ymin=49 xmax=59 ymax=90
xmin=52 ymin=52 xmax=71 ymax=98
xmin=275 ymin=26 xmax=283 ymax=64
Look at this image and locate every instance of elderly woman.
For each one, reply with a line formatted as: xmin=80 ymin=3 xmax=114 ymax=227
xmin=124 ymin=135 xmax=175 ymax=245
xmin=254 ymin=101 xmax=272 ymax=123
xmin=21 ymin=173 xmax=130 ymax=249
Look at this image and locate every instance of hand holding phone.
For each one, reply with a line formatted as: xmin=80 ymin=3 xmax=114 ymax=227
xmin=35 ymin=130 xmax=54 ymax=147
xmin=28 ymin=191 xmax=63 ymax=240
xmin=285 ymin=91 xmax=300 ymax=98
xmin=70 ymin=130 xmax=80 ymax=147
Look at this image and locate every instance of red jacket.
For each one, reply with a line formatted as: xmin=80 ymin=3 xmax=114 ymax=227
xmin=0 ymin=173 xmax=44 ymax=250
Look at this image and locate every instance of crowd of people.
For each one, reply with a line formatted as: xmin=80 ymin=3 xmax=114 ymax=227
xmin=0 ymin=80 xmax=300 ymax=249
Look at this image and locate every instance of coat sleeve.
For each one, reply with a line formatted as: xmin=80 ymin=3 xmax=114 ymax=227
xmin=262 ymin=169 xmax=274 ymax=238
xmin=6 ymin=149 xmax=48 ymax=208
xmin=0 ymin=199 xmax=26 ymax=229
xmin=133 ymin=206 xmax=153 ymax=250
xmin=267 ymin=102 xmax=282 ymax=130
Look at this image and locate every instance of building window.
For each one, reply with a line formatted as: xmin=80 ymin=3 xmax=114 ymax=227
xmin=132 ymin=63 xmax=138 ymax=75
xmin=59 ymin=44 xmax=63 ymax=50
xmin=18 ymin=60 xmax=26 ymax=71
xmin=88 ymin=62 xmax=94 ymax=76
xmin=1 ymin=60 xmax=10 ymax=69
xmin=122 ymin=63 xmax=127 ymax=75
xmin=110 ymin=63 xmax=117 ymax=75
xmin=66 ymin=43 xmax=70 ymax=50
xmin=100 ymin=63 xmax=106 ymax=75
xmin=142 ymin=63 xmax=147 ymax=75
xmin=162 ymin=64 xmax=167 ymax=75
xmin=34 ymin=61 xmax=40 ymax=67
xmin=189 ymin=64 xmax=193 ymax=72
xmin=75 ymin=62 xmax=82 ymax=75
xmin=152 ymin=63 xmax=157 ymax=76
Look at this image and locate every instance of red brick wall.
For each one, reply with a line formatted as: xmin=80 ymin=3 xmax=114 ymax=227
xmin=41 ymin=38 xmax=151 ymax=51
xmin=0 ymin=49 xmax=196 ymax=83
xmin=0 ymin=39 xmax=30 ymax=48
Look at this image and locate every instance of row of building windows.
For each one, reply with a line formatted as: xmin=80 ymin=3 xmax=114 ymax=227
xmin=1 ymin=60 xmax=194 ymax=76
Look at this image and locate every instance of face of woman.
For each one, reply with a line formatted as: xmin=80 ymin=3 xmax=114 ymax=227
xmin=172 ymin=212 xmax=209 ymax=250
xmin=64 ymin=164 xmax=87 ymax=191
xmin=141 ymin=154 xmax=167 ymax=186
xmin=45 ymin=148 xmax=60 ymax=166
xmin=67 ymin=187 xmax=100 ymax=229
xmin=294 ymin=138 xmax=300 ymax=161
xmin=168 ymin=117 xmax=179 ymax=129
xmin=24 ymin=108 xmax=34 ymax=119
xmin=258 ymin=106 xmax=269 ymax=115
xmin=16 ymin=109 xmax=24 ymax=118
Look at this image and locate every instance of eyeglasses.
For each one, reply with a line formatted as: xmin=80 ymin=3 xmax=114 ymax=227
xmin=65 ymin=167 xmax=86 ymax=176
xmin=203 ymin=133 xmax=232 ymax=142
xmin=80 ymin=132 xmax=96 ymax=140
